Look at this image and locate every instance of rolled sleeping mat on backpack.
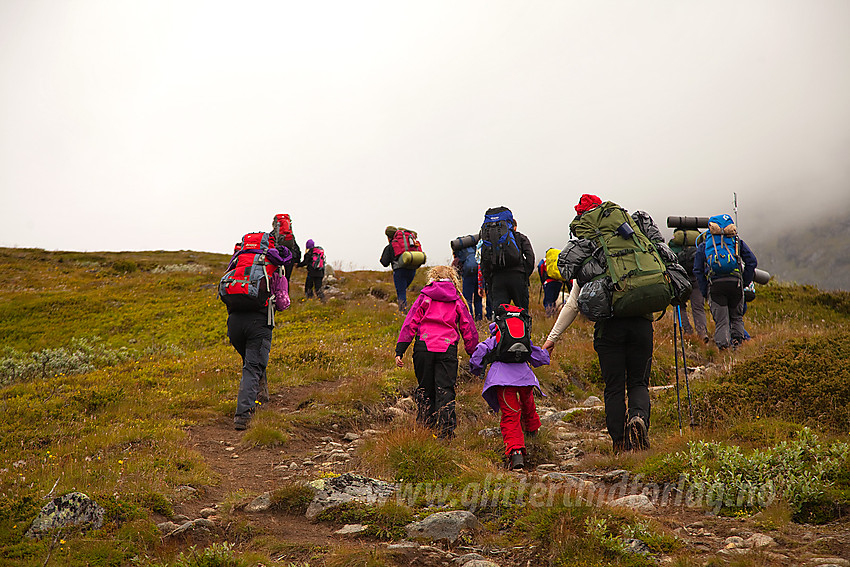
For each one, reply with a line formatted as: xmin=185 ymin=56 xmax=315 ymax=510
xmin=450 ymin=234 xmax=479 ymax=251
xmin=667 ymin=216 xmax=710 ymax=229
xmin=400 ymin=250 xmax=426 ymax=269
xmin=753 ymin=268 xmax=771 ymax=285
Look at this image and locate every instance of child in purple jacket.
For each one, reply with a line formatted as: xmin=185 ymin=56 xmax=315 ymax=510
xmin=470 ymin=324 xmax=550 ymax=470
xmin=395 ymin=265 xmax=479 ymax=438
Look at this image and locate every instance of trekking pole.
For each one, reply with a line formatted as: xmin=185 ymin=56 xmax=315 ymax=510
xmin=677 ymin=305 xmax=695 ymax=427
xmin=673 ymin=308 xmax=683 ymax=435
xmin=733 ymin=192 xmax=738 ymax=226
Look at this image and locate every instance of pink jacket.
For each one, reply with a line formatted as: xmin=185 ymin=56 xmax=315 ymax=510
xmin=396 ymin=280 xmax=479 ymax=355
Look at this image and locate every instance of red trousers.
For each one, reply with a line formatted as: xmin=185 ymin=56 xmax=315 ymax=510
xmin=496 ymin=385 xmax=541 ymax=455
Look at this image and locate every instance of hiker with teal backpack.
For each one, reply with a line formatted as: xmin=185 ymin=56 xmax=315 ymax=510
xmin=298 ymin=239 xmax=326 ymax=301
xmin=541 ymin=194 xmax=690 ymax=453
xmin=693 ymin=214 xmax=758 ymax=350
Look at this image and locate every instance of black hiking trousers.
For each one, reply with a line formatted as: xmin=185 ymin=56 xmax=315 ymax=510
xmin=412 ymin=340 xmax=458 ymax=439
xmin=489 ymin=271 xmax=529 ymax=311
xmin=593 ymin=317 xmax=653 ymax=449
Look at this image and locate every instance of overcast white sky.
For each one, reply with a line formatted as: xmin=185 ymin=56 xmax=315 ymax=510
xmin=1 ymin=1 xmax=849 ymax=269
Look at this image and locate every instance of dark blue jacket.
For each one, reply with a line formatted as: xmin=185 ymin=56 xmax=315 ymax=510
xmin=693 ymin=238 xmax=757 ymax=298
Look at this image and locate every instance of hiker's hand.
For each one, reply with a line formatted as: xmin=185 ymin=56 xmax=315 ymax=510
xmin=542 ymin=339 xmax=555 ymax=353
xmin=478 ymin=289 xmax=485 ymax=298
xmin=395 ymin=355 xmax=404 ymax=368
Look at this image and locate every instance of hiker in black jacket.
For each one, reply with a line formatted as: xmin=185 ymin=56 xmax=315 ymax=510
xmin=480 ymin=218 xmax=535 ymax=311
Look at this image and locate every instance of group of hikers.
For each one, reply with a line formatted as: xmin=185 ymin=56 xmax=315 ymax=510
xmin=219 ymin=198 xmax=759 ymax=469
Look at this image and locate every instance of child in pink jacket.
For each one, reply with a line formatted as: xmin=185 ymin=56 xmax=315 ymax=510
xmin=395 ymin=265 xmax=479 ymax=438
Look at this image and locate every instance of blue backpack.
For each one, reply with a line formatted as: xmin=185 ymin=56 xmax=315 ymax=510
xmin=703 ymin=214 xmax=739 ymax=277
xmin=455 ymin=246 xmax=478 ymax=277
xmin=480 ymin=206 xmax=522 ymax=269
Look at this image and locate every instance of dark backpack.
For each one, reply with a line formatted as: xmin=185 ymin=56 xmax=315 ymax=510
xmin=480 ymin=207 xmax=522 ymax=269
xmin=219 ymin=232 xmax=277 ymax=311
xmin=309 ymin=246 xmax=325 ymax=271
xmin=488 ymin=304 xmax=532 ymax=363
xmin=703 ymin=214 xmax=739 ymax=277
xmin=455 ymin=246 xmax=477 ymax=277
xmin=570 ymin=202 xmax=672 ymax=318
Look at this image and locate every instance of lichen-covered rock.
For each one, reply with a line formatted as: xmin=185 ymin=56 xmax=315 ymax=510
xmin=606 ymin=494 xmax=656 ymax=514
xmin=26 ymin=492 xmax=104 ymax=539
xmin=306 ymin=473 xmax=396 ymax=519
xmin=245 ymin=492 xmax=272 ymax=513
xmin=405 ymin=510 xmax=482 ymax=543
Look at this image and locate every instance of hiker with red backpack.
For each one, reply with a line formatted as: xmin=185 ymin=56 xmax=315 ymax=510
xmin=693 ymin=214 xmax=758 ymax=350
xmin=470 ymin=304 xmax=550 ymax=470
xmin=272 ymin=213 xmax=301 ymax=280
xmin=220 ymin=232 xmax=292 ymax=430
xmin=479 ymin=207 xmax=535 ymax=310
xmin=394 ymin=265 xmax=479 ymax=439
xmin=541 ymin=194 xmax=690 ymax=453
xmin=380 ymin=226 xmax=426 ymax=312
xmin=298 ymin=239 xmax=326 ymax=301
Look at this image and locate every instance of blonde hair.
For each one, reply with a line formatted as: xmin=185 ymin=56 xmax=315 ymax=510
xmin=427 ymin=265 xmax=463 ymax=295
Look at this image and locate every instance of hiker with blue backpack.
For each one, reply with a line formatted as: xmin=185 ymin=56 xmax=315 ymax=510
xmin=541 ymin=194 xmax=691 ymax=453
xmin=451 ymin=235 xmax=483 ymax=321
xmin=298 ymin=239 xmax=326 ymax=301
xmin=479 ymin=207 xmax=535 ymax=311
xmin=693 ymin=214 xmax=758 ymax=351
xmin=220 ymin=232 xmax=292 ymax=430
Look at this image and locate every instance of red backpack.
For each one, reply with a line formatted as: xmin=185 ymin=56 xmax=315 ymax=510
xmin=273 ymin=213 xmax=295 ymax=242
xmin=390 ymin=228 xmax=422 ymax=256
xmin=489 ymin=304 xmax=533 ymax=363
xmin=219 ymin=232 xmax=277 ymax=311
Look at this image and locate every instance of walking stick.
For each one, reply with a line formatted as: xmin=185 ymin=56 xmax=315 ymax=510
xmin=673 ymin=308 xmax=683 ymax=434
xmin=677 ymin=305 xmax=695 ymax=427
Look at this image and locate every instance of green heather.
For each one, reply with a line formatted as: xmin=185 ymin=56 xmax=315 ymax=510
xmin=1 ymin=247 xmax=848 ymax=566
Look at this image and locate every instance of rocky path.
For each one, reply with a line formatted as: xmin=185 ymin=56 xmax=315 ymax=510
xmin=166 ymin=392 xmax=850 ymax=567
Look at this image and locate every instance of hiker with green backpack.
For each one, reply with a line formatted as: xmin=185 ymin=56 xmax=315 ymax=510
xmin=541 ymin=194 xmax=690 ymax=453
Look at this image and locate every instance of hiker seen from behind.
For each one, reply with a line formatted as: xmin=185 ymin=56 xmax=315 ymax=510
xmin=381 ymin=226 xmax=426 ymax=312
xmin=693 ymin=214 xmax=758 ymax=351
xmin=395 ymin=265 xmax=479 ymax=439
xmin=299 ymin=238 xmax=326 ymax=301
xmin=220 ymin=231 xmax=291 ymax=431
xmin=479 ymin=207 xmax=535 ymax=310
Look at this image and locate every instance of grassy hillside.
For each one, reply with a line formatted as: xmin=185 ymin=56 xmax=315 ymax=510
xmin=1 ymin=247 xmax=849 ymax=566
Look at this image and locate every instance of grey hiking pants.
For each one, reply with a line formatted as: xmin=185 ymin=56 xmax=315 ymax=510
xmin=708 ymin=276 xmax=745 ymax=349
xmin=680 ymin=280 xmax=708 ymax=339
xmin=227 ymin=310 xmax=273 ymax=418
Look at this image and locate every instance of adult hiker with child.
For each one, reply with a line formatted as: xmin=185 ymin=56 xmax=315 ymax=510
xmin=470 ymin=304 xmax=550 ymax=470
xmin=693 ymin=214 xmax=758 ymax=350
xmin=542 ymin=194 xmax=690 ymax=453
xmin=394 ymin=265 xmax=479 ymax=439
xmin=381 ymin=226 xmax=426 ymax=312
xmin=219 ymin=231 xmax=292 ymax=430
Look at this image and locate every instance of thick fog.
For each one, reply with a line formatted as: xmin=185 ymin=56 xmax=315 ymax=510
xmin=1 ymin=1 xmax=849 ymax=269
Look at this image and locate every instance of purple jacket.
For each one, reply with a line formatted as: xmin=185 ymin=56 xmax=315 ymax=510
xmin=469 ymin=325 xmax=550 ymax=412
xmin=226 ymin=246 xmax=291 ymax=311
xmin=396 ymin=280 xmax=479 ymax=355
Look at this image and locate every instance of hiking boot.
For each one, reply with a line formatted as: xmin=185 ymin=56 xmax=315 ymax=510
xmin=234 ymin=415 xmax=250 ymax=431
xmin=613 ymin=437 xmax=631 ymax=454
xmin=508 ymin=450 xmax=525 ymax=471
xmin=627 ymin=416 xmax=650 ymax=451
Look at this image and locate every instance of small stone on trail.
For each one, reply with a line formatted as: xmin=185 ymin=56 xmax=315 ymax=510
xmin=245 ymin=492 xmax=272 ymax=513
xmin=335 ymin=523 xmax=368 ymax=535
xmin=199 ymin=508 xmax=216 ymax=518
xmin=225 ymin=446 xmax=235 ymax=452
xmin=583 ymin=396 xmax=602 ymax=407
xmin=343 ymin=432 xmax=361 ymax=442
xmin=607 ymin=494 xmax=656 ymax=514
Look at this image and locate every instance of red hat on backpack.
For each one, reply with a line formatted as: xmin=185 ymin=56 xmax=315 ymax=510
xmin=574 ymin=194 xmax=602 ymax=215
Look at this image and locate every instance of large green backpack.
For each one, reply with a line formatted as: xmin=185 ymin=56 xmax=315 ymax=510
xmin=570 ymin=201 xmax=672 ymax=318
